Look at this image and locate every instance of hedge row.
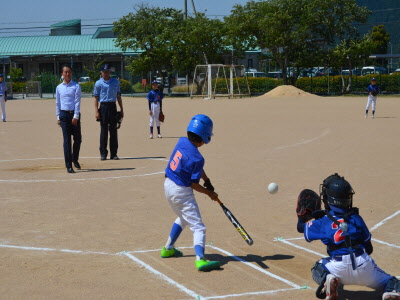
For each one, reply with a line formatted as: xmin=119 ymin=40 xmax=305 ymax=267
xmin=295 ymin=74 xmax=400 ymax=95
xmin=79 ymin=79 xmax=135 ymax=94
xmin=212 ymin=75 xmax=400 ymax=95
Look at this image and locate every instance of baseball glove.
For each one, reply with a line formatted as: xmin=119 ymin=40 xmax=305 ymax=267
xmin=371 ymin=90 xmax=378 ymax=96
xmin=115 ymin=111 xmax=123 ymax=129
xmin=296 ymin=189 xmax=321 ymax=221
xmin=159 ymin=111 xmax=165 ymax=123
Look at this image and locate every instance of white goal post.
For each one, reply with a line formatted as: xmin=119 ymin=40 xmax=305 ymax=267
xmin=190 ymin=64 xmax=250 ymax=99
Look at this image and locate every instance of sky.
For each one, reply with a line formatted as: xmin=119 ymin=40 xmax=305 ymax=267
xmin=0 ymin=0 xmax=250 ymax=37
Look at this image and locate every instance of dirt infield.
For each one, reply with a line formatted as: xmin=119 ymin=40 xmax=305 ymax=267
xmin=0 ymin=92 xmax=399 ymax=299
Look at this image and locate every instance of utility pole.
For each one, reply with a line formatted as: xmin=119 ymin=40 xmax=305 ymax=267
xmin=184 ymin=0 xmax=197 ymax=18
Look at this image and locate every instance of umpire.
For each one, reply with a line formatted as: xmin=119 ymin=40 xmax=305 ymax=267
xmin=93 ymin=64 xmax=124 ymax=160
xmin=56 ymin=65 xmax=82 ymax=173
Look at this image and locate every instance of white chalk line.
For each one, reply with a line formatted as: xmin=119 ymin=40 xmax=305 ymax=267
xmin=274 ymin=238 xmax=325 ymax=257
xmin=0 ymin=156 xmax=169 ymax=163
xmin=0 ymin=171 xmax=165 ymax=183
xmin=203 ymin=288 xmax=300 ymax=299
xmin=371 ymin=238 xmax=400 ymax=249
xmin=0 ymin=243 xmax=113 ymax=256
xmin=122 ymin=251 xmax=200 ymax=299
xmin=209 ymin=245 xmax=301 ymax=289
xmin=0 ymin=156 xmax=168 ymax=183
xmin=1 ymin=242 xmax=307 ymax=298
xmin=370 ymin=210 xmax=400 ymax=232
xmin=273 ymin=129 xmax=330 ymax=151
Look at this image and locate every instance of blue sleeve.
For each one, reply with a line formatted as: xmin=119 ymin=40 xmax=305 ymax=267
xmin=117 ymin=80 xmax=121 ymax=95
xmin=190 ymin=160 xmax=204 ymax=184
xmin=304 ymin=219 xmax=323 ymax=242
xmin=93 ymin=82 xmax=101 ymax=97
xmin=355 ymin=215 xmax=371 ymax=244
xmin=55 ymin=86 xmax=61 ymax=117
xmin=146 ymin=91 xmax=153 ymax=101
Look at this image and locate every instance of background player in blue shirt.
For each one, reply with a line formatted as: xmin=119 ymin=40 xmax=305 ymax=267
xmin=365 ymin=78 xmax=380 ymax=118
xmin=0 ymin=73 xmax=8 ymax=122
xmin=147 ymin=81 xmax=163 ymax=139
xmin=297 ymin=173 xmax=400 ymax=300
xmin=161 ymin=114 xmax=221 ymax=271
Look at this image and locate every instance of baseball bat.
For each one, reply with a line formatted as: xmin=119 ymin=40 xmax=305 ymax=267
xmin=216 ymin=199 xmax=253 ymax=246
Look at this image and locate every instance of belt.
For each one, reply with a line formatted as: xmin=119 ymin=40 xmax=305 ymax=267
xmin=61 ymin=110 xmax=74 ymax=114
xmin=100 ymin=102 xmax=116 ymax=105
xmin=332 ymin=248 xmax=364 ymax=261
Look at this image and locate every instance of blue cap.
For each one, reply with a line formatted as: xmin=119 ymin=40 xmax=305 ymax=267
xmin=99 ymin=64 xmax=111 ymax=71
xmin=0 ymin=74 xmax=4 ymax=77
xmin=371 ymin=78 xmax=377 ymax=81
xmin=152 ymin=80 xmax=159 ymax=84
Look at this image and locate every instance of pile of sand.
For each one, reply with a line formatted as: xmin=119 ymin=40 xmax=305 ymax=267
xmin=257 ymin=85 xmax=320 ymax=99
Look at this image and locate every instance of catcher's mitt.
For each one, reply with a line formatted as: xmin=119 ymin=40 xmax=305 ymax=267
xmin=159 ymin=111 xmax=165 ymax=122
xmin=296 ymin=189 xmax=321 ymax=221
xmin=371 ymin=90 xmax=378 ymax=96
xmin=116 ymin=111 xmax=123 ymax=129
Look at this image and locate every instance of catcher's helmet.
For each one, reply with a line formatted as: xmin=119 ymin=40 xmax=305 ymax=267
xmin=320 ymin=173 xmax=354 ymax=209
xmin=187 ymin=114 xmax=213 ymax=144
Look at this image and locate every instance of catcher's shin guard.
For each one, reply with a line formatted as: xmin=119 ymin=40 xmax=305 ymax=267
xmin=312 ymin=261 xmax=329 ymax=299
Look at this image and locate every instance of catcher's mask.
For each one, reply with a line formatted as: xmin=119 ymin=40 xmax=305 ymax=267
xmin=320 ymin=173 xmax=354 ymax=209
xmin=187 ymin=114 xmax=213 ymax=144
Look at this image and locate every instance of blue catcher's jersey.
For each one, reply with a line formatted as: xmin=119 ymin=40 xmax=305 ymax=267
xmin=165 ymin=137 xmax=204 ymax=187
xmin=304 ymin=210 xmax=371 ymax=257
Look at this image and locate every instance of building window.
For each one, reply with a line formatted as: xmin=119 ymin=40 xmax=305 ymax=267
xmin=248 ymin=59 xmax=253 ymax=69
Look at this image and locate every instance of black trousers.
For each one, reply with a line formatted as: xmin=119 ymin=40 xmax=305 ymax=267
xmin=99 ymin=102 xmax=118 ymax=158
xmin=60 ymin=110 xmax=82 ymax=168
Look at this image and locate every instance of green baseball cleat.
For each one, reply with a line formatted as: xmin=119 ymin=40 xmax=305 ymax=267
xmin=195 ymin=258 xmax=221 ymax=271
xmin=160 ymin=246 xmax=183 ymax=258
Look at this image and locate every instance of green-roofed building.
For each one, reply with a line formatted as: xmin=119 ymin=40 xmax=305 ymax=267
xmin=0 ymin=19 xmax=139 ymax=80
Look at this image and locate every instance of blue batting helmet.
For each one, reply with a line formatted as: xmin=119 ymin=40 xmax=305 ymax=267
xmin=187 ymin=114 xmax=213 ymax=144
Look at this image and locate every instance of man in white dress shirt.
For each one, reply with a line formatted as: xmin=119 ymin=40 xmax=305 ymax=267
xmin=56 ymin=65 xmax=82 ymax=173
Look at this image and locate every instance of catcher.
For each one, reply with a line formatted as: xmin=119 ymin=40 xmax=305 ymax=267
xmin=147 ymin=80 xmax=164 ymax=139
xmin=296 ymin=173 xmax=400 ymax=300
xmin=365 ymin=77 xmax=380 ymax=119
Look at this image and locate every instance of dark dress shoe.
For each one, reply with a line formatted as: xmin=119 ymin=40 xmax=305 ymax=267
xmin=67 ymin=168 xmax=75 ymax=173
xmin=73 ymin=161 xmax=81 ymax=169
xmin=110 ymin=156 xmax=119 ymax=160
xmin=100 ymin=156 xmax=107 ymax=161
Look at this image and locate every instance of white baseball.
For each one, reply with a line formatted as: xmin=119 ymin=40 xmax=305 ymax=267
xmin=268 ymin=182 xmax=279 ymax=194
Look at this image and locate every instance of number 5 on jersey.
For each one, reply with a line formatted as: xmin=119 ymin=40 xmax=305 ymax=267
xmin=170 ymin=150 xmax=183 ymax=171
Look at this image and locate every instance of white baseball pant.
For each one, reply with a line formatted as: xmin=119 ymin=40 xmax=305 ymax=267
xmin=149 ymin=102 xmax=160 ymax=127
xmin=0 ymin=96 xmax=6 ymax=121
xmin=164 ymin=177 xmax=206 ymax=249
xmin=365 ymin=95 xmax=377 ymax=112
xmin=323 ymin=252 xmax=391 ymax=290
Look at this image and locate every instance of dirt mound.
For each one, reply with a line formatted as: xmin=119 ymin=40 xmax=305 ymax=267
xmin=258 ymin=85 xmax=319 ymax=99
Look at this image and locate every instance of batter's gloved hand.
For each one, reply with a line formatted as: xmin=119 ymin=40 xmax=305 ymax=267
xmin=296 ymin=189 xmax=321 ymax=222
xmin=203 ymin=179 xmax=215 ymax=192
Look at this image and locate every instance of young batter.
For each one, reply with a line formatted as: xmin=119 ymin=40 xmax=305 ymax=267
xmin=297 ymin=173 xmax=400 ymax=300
xmin=147 ymin=81 xmax=163 ymax=139
xmin=365 ymin=78 xmax=380 ymax=118
xmin=161 ymin=114 xmax=221 ymax=271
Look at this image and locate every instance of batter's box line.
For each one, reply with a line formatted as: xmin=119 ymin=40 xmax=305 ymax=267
xmin=122 ymin=245 xmax=309 ymax=299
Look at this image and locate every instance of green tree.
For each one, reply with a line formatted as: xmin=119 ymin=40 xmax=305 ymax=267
xmin=371 ymin=25 xmax=390 ymax=55
xmin=225 ymin=0 xmax=371 ymax=84
xmin=83 ymin=57 xmax=105 ymax=83
xmin=332 ymin=35 xmax=375 ymax=93
xmin=113 ymin=4 xmax=228 ymax=81
xmin=10 ymin=67 xmax=23 ymax=82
